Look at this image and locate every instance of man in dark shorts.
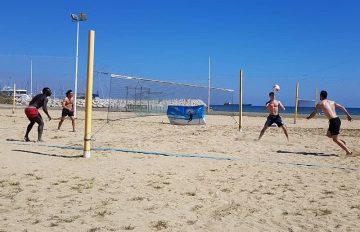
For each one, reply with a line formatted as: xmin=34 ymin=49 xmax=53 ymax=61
xmin=57 ymin=90 xmax=75 ymax=132
xmin=258 ymin=92 xmax=289 ymax=141
xmin=307 ymin=90 xmax=352 ymax=155
xmin=24 ymin=87 xmax=52 ymax=142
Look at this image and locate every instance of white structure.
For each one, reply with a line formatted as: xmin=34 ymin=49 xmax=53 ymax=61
xmin=71 ymin=12 xmax=87 ymax=117
xmin=0 ymin=86 xmax=31 ymax=104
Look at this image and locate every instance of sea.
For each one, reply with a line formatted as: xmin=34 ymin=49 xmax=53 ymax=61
xmin=211 ymin=104 xmax=360 ymax=116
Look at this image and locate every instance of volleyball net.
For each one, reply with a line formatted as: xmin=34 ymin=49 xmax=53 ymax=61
xmin=294 ymin=81 xmax=318 ymax=123
xmin=104 ymin=73 xmax=234 ymax=121
xmin=298 ymin=99 xmax=316 ymax=108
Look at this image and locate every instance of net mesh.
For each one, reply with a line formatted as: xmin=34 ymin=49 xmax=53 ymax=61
xmin=106 ymin=74 xmax=234 ymax=120
xmin=298 ymin=99 xmax=316 ymax=108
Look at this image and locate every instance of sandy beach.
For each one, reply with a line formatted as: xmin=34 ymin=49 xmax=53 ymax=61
xmin=0 ymin=107 xmax=359 ymax=231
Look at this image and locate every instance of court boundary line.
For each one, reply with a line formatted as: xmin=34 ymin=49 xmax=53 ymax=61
xmin=3 ymin=140 xmax=360 ymax=172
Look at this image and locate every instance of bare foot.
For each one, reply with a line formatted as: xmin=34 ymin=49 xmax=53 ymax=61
xmin=37 ymin=139 xmax=45 ymax=142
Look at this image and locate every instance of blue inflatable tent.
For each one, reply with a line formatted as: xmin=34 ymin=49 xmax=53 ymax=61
xmin=167 ymin=105 xmax=206 ymax=125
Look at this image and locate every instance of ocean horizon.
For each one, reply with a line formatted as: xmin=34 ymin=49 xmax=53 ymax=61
xmin=211 ymin=104 xmax=360 ymax=116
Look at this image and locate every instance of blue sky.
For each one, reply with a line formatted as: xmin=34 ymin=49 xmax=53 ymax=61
xmin=0 ymin=0 xmax=359 ymax=106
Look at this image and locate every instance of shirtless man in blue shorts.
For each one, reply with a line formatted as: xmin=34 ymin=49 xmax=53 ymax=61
xmin=307 ymin=90 xmax=352 ymax=155
xmin=258 ymin=92 xmax=289 ymax=141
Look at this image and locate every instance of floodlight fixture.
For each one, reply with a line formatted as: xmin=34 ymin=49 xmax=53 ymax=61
xmin=79 ymin=13 xmax=87 ymax=21
xmin=70 ymin=13 xmax=78 ymax=21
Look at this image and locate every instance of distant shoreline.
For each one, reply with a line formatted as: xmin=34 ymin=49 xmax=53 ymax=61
xmin=1 ymin=103 xmax=359 ymax=119
xmin=208 ymin=111 xmax=360 ymax=119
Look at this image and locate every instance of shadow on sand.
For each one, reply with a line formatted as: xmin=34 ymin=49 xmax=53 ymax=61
xmin=277 ymin=150 xmax=339 ymax=157
xmin=12 ymin=149 xmax=82 ymax=159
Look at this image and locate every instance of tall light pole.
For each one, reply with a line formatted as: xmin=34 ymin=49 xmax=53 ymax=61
xmin=30 ymin=59 xmax=33 ymax=97
xmin=71 ymin=12 xmax=87 ymax=117
xmin=207 ymin=56 xmax=211 ymax=113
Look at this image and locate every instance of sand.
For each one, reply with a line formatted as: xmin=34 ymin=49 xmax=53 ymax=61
xmin=0 ymin=107 xmax=359 ymax=231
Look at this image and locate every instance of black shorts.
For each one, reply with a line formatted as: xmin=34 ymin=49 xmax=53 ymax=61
xmin=62 ymin=108 xmax=74 ymax=117
xmin=265 ymin=115 xmax=284 ymax=127
xmin=328 ymin=117 xmax=341 ymax=136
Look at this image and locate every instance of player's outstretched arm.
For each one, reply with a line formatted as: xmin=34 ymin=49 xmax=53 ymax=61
xmin=335 ymin=102 xmax=352 ymax=121
xmin=42 ymin=98 xmax=52 ymax=121
xmin=307 ymin=103 xmax=320 ymax=119
xmin=279 ymin=101 xmax=285 ymax=111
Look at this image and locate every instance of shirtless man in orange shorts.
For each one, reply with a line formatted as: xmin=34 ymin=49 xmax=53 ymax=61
xmin=258 ymin=92 xmax=289 ymax=141
xmin=307 ymin=90 xmax=352 ymax=155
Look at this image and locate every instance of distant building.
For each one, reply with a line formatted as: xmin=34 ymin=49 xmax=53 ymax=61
xmin=0 ymin=86 xmax=30 ymax=100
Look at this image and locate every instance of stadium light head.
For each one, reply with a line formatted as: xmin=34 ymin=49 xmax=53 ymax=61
xmin=70 ymin=13 xmax=87 ymax=22
xmin=70 ymin=13 xmax=78 ymax=21
xmin=79 ymin=13 xmax=87 ymax=21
